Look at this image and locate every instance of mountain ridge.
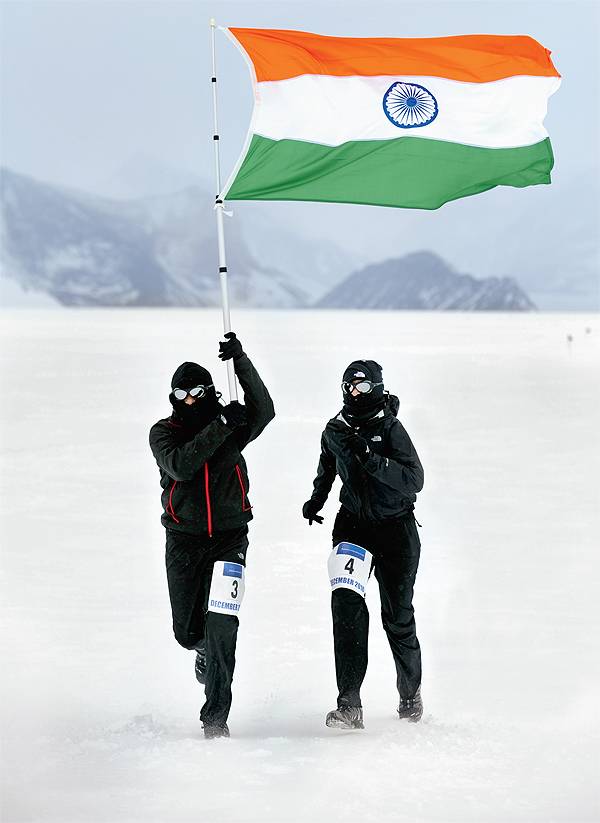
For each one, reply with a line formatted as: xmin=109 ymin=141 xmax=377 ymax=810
xmin=1 ymin=167 xmax=542 ymax=311
xmin=317 ymin=252 xmax=536 ymax=311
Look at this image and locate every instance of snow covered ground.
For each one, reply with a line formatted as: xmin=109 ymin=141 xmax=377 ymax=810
xmin=1 ymin=308 xmax=599 ymax=823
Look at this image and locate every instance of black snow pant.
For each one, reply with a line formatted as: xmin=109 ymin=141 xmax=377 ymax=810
xmin=331 ymin=506 xmax=421 ymax=708
xmin=165 ymin=526 xmax=249 ymax=727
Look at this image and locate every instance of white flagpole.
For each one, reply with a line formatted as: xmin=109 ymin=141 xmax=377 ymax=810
xmin=210 ymin=18 xmax=238 ymax=402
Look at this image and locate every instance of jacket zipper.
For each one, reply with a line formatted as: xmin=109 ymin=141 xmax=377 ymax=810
xmin=167 ymin=481 xmax=180 ymax=523
xmin=356 ymin=424 xmax=374 ymax=520
xmin=204 ymin=463 xmax=213 ymax=537
xmin=235 ymin=464 xmax=252 ymax=512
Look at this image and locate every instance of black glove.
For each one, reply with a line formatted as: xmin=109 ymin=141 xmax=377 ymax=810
xmin=326 ymin=417 xmax=352 ymax=437
xmin=221 ymin=401 xmax=247 ymax=429
xmin=345 ymin=433 xmax=369 ymax=460
xmin=326 ymin=418 xmax=369 ymax=460
xmin=302 ymin=499 xmax=324 ymax=526
xmin=218 ymin=332 xmax=244 ymax=362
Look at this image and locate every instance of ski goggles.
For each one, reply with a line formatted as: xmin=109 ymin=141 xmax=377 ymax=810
xmin=172 ymin=384 xmax=213 ymax=400
xmin=342 ymin=380 xmax=384 ymax=395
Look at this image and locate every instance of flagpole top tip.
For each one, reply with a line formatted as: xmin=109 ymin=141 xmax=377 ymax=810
xmin=210 ymin=18 xmax=217 ymax=27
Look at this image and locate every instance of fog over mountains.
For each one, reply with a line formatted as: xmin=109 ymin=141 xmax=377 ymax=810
xmin=0 ymin=164 xmax=597 ymax=311
xmin=0 ymin=168 xmax=356 ymax=309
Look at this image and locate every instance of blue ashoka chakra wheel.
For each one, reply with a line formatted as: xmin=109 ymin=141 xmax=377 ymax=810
xmin=383 ymin=82 xmax=438 ymax=129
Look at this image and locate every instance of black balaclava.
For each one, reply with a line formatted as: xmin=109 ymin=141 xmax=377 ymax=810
xmin=169 ymin=361 xmax=220 ymax=430
xmin=341 ymin=359 xmax=386 ymax=424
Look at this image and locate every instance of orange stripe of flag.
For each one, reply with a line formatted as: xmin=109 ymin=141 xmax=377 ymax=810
xmin=229 ymin=28 xmax=560 ymax=84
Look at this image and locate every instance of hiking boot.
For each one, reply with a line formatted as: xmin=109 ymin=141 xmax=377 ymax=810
xmin=325 ymin=706 xmax=364 ymax=730
xmin=202 ymin=722 xmax=230 ymax=740
xmin=398 ymin=687 xmax=423 ymax=722
xmin=194 ymin=644 xmax=207 ymax=685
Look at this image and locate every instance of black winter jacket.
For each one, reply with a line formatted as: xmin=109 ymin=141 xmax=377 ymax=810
xmin=149 ymin=354 xmax=275 ymax=535
xmin=310 ymin=395 xmax=423 ymax=522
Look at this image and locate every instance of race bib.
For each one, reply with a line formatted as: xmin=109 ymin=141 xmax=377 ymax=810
xmin=208 ymin=561 xmax=245 ymax=615
xmin=328 ymin=542 xmax=373 ymax=598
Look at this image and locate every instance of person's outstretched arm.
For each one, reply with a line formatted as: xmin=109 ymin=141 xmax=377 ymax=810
xmin=218 ymin=333 xmax=275 ymax=446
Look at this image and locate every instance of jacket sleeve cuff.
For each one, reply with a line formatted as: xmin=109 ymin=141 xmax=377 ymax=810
xmin=233 ymin=352 xmax=251 ymax=371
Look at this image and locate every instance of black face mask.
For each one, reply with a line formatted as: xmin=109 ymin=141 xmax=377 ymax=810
xmin=169 ymin=361 xmax=220 ymax=431
xmin=170 ymin=394 xmax=220 ymax=430
xmin=341 ymin=359 xmax=386 ymax=423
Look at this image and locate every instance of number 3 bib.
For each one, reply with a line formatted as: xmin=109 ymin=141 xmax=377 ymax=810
xmin=328 ymin=542 xmax=373 ymax=598
xmin=208 ymin=561 xmax=245 ymax=615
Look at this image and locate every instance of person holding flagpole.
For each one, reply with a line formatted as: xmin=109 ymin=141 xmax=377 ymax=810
xmin=147 ymin=22 xmax=277 ymax=741
xmin=302 ymin=360 xmax=424 ymax=729
xmin=149 ymin=333 xmax=274 ymax=739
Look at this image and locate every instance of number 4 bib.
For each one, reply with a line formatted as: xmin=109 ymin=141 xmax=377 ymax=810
xmin=328 ymin=542 xmax=373 ymax=598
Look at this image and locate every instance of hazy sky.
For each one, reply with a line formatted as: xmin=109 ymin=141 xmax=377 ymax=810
xmin=1 ymin=0 xmax=599 ymax=309
xmin=2 ymin=0 xmax=598 ymax=194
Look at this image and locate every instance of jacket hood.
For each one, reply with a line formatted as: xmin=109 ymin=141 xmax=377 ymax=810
xmin=387 ymin=393 xmax=400 ymax=417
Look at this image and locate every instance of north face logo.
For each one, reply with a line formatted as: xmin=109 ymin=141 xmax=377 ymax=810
xmin=353 ymin=371 xmax=366 ymax=378
xmin=371 ymin=435 xmax=382 ymax=442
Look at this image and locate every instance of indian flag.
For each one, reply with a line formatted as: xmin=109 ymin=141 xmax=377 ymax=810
xmin=220 ymin=28 xmax=561 ymax=210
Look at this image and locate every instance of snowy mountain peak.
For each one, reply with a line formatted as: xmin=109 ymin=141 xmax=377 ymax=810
xmin=318 ymin=251 xmax=536 ymax=311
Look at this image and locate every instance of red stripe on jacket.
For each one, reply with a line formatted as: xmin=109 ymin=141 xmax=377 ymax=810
xmin=167 ymin=481 xmax=180 ymax=523
xmin=235 ymin=464 xmax=252 ymax=512
xmin=204 ymin=463 xmax=213 ymax=537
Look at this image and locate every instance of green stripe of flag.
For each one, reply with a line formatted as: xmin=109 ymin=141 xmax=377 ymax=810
xmin=226 ymin=135 xmax=554 ymax=210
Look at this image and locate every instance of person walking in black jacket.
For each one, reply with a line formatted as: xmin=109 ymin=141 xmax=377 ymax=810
xmin=302 ymin=359 xmax=424 ymax=730
xmin=149 ymin=333 xmax=274 ymax=738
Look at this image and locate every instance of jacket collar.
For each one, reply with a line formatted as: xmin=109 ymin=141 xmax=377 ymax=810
xmin=336 ymin=408 xmax=385 ymax=430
